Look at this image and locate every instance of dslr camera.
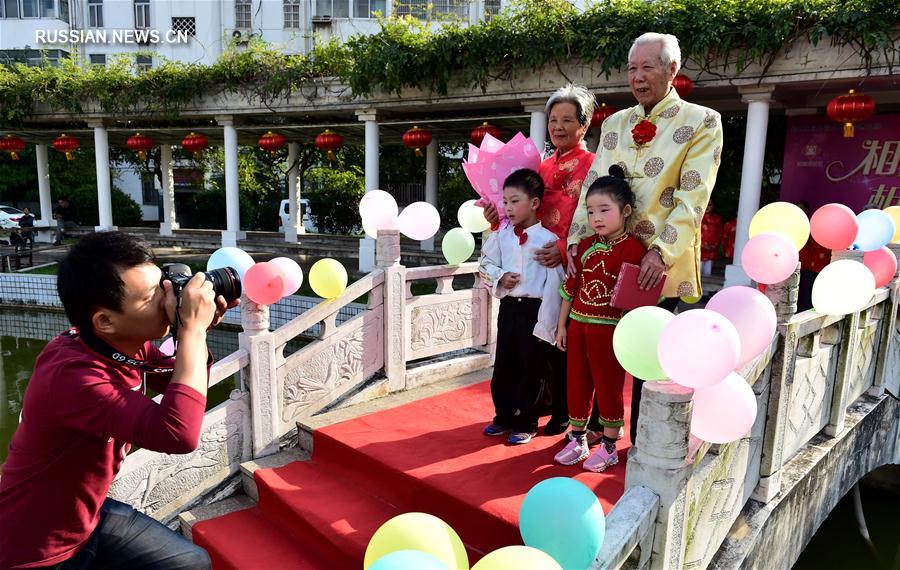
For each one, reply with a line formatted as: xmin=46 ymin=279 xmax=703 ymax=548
xmin=161 ymin=263 xmax=242 ymax=305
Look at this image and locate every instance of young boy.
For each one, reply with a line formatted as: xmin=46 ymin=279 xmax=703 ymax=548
xmin=478 ymin=169 xmax=566 ymax=444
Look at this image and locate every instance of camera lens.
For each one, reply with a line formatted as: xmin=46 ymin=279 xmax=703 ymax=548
xmin=205 ymin=267 xmax=242 ymax=304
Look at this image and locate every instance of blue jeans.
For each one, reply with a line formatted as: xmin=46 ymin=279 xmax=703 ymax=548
xmin=52 ymin=498 xmax=211 ymax=569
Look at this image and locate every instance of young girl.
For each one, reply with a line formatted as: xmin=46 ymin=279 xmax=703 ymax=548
xmin=554 ymin=166 xmax=647 ymax=471
xmin=479 ymin=169 xmax=565 ymax=445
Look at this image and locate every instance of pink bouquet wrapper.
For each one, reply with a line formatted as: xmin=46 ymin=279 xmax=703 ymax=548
xmin=463 ymin=132 xmax=543 ymax=229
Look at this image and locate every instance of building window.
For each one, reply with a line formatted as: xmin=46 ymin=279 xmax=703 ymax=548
xmin=89 ymin=53 xmax=106 ymax=66
xmin=483 ymin=0 xmax=500 ymax=20
xmin=88 ymin=0 xmax=102 ymax=27
xmin=283 ymin=0 xmax=300 ymax=28
xmin=354 ymin=0 xmax=384 ymax=18
xmin=235 ymin=0 xmax=251 ymax=29
xmin=171 ymin=16 xmax=195 ymax=36
xmin=134 ymin=0 xmax=149 ymax=29
xmin=314 ymin=0 xmax=348 ymax=19
xmin=21 ymin=0 xmax=37 ymax=18
xmin=395 ymin=0 xmax=466 ymax=19
xmin=58 ymin=0 xmax=68 ymax=21
xmin=40 ymin=0 xmax=54 ymax=18
xmin=136 ymin=54 xmax=152 ymax=73
xmin=3 ymin=0 xmax=20 ymax=18
xmin=142 ymin=175 xmax=158 ymax=206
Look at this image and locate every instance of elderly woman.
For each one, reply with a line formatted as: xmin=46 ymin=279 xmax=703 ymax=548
xmin=483 ymin=84 xmax=602 ymax=436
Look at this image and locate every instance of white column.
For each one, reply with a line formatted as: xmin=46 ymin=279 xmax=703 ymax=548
xmin=88 ymin=121 xmax=116 ymax=231
xmin=725 ymin=87 xmax=775 ymax=288
xmin=422 ymin=139 xmax=439 ymax=252
xmin=285 ymin=142 xmax=302 ymax=242
xmin=524 ymin=101 xmax=548 ymax=155
xmin=159 ymin=144 xmax=179 ymax=236
xmin=356 ymin=108 xmax=380 ymax=272
xmin=34 ymin=144 xmax=55 ymax=243
xmin=217 ymin=116 xmax=244 ymax=248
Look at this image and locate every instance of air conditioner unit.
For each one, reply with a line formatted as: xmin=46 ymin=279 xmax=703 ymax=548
xmin=311 ymin=15 xmax=332 ymax=24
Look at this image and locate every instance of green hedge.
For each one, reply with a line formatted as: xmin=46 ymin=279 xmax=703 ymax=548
xmin=1 ymin=0 xmax=897 ymax=125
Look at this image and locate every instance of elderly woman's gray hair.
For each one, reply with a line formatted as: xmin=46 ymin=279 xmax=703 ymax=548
xmin=629 ymin=32 xmax=682 ymax=74
xmin=545 ymin=84 xmax=596 ymax=127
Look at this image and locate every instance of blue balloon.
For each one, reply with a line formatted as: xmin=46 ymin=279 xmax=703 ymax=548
xmin=519 ymin=477 xmax=605 ymax=570
xmin=854 ymin=210 xmax=896 ymax=252
xmin=207 ymin=247 xmax=255 ymax=279
xmin=369 ymin=550 xmax=448 ymax=570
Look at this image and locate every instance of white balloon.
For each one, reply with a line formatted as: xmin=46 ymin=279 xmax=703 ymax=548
xmin=207 ymin=247 xmax=255 ymax=279
xmin=397 ymin=202 xmax=441 ymax=241
xmin=457 ymin=200 xmax=491 ymax=233
xmin=812 ymin=259 xmax=876 ymax=316
xmin=360 ymin=190 xmax=399 ymax=238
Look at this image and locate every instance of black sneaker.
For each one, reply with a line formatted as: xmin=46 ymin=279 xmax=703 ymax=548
xmin=543 ymin=419 xmax=569 ymax=436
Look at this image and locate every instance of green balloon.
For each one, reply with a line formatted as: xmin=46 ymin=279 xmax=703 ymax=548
xmin=612 ymin=306 xmax=674 ymax=381
xmin=442 ymin=227 xmax=476 ymax=265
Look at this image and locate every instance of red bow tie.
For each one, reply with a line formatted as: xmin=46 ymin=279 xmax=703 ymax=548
xmin=514 ymin=224 xmax=528 ymax=245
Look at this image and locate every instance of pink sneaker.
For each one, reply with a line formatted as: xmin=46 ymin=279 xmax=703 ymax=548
xmin=583 ymin=444 xmax=619 ymax=472
xmin=554 ymin=438 xmax=590 ymax=465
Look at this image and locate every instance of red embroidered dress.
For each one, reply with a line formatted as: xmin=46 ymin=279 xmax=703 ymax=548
xmin=560 ymin=233 xmax=647 ymax=324
xmin=723 ymin=218 xmax=737 ymax=259
xmin=700 ymin=211 xmax=723 ymax=262
xmin=537 ymin=142 xmax=595 ymax=241
xmin=799 ymin=238 xmax=831 ymax=273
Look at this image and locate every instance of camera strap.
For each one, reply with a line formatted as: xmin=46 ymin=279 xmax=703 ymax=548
xmin=63 ymin=328 xmax=180 ymax=375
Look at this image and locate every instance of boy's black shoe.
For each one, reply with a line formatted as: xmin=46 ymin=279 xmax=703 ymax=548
xmin=542 ymin=417 xmax=569 ymax=436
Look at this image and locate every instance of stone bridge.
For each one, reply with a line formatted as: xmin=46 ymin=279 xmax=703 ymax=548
xmin=107 ymin=231 xmax=900 ymax=569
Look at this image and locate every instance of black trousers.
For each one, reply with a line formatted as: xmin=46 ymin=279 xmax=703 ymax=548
xmin=543 ymin=339 xmax=603 ymax=431
xmin=491 ymin=296 xmax=545 ymax=432
xmin=630 ymin=296 xmax=681 ymax=444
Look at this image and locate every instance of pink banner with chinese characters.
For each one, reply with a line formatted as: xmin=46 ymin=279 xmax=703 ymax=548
xmin=780 ymin=114 xmax=900 ymax=212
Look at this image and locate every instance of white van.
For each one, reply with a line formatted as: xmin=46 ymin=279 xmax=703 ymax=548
xmin=278 ymin=198 xmax=317 ymax=233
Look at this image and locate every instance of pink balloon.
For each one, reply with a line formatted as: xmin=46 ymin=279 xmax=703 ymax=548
xmin=706 ymin=286 xmax=777 ymax=368
xmin=244 ymin=262 xmax=285 ymax=305
xmin=159 ymin=337 xmax=175 ymax=356
xmin=360 ymin=190 xmax=399 ymax=238
xmin=691 ymin=373 xmax=758 ymax=444
xmin=863 ymin=246 xmax=898 ymax=288
xmin=397 ymin=202 xmax=441 ymax=241
xmin=269 ymin=257 xmax=303 ymax=296
xmin=657 ymin=309 xmax=741 ymax=389
xmin=810 ymin=203 xmax=857 ymax=250
xmin=741 ymin=232 xmax=799 ymax=284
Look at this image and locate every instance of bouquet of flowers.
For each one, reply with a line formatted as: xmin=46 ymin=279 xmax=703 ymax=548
xmin=462 ymin=132 xmax=542 ymax=229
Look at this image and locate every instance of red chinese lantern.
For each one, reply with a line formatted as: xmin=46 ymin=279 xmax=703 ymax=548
xmin=181 ymin=132 xmax=209 ymax=159
xmin=315 ymin=129 xmax=344 ymax=162
xmin=470 ymin=122 xmax=501 ymax=146
xmin=0 ymin=135 xmax=26 ymax=160
xmin=258 ymin=131 xmax=286 ymax=155
xmin=52 ymin=134 xmax=80 ymax=161
xmin=402 ymin=125 xmax=432 ymax=157
xmin=591 ymin=103 xmax=618 ymax=129
xmin=827 ymin=89 xmax=876 ymax=138
xmin=673 ymin=74 xmax=693 ymax=98
xmin=126 ymin=132 xmax=154 ymax=161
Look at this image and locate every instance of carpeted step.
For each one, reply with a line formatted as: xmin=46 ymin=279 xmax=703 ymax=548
xmin=192 ymin=506 xmax=340 ymax=570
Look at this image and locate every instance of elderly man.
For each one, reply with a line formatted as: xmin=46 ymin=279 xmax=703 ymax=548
xmin=567 ymin=32 xmax=724 ymax=442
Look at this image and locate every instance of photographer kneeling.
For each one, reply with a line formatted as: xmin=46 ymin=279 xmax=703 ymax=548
xmin=0 ymin=232 xmax=239 ymax=569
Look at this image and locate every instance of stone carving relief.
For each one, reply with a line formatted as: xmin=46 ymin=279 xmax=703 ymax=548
xmin=109 ymin=406 xmax=247 ymax=519
xmin=409 ymin=297 xmax=481 ymax=354
xmin=784 ymin=347 xmax=835 ymax=458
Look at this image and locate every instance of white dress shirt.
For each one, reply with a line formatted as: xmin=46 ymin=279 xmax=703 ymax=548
xmin=478 ymin=221 xmax=565 ymax=344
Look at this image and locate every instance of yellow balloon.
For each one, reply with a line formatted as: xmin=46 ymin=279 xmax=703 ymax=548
xmin=308 ymin=258 xmax=347 ymax=299
xmin=883 ymin=206 xmax=900 ymax=243
xmin=364 ymin=513 xmax=469 ymax=570
xmin=472 ymin=546 xmax=562 ymax=570
xmin=681 ymin=295 xmax=702 ymax=304
xmin=748 ymin=202 xmax=809 ymax=251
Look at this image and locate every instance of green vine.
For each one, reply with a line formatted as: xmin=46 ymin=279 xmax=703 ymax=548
xmin=0 ymin=0 xmax=897 ymax=125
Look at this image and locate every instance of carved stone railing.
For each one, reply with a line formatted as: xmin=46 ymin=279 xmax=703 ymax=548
xmin=601 ymin=246 xmax=900 ymax=569
xmin=110 ymin=348 xmax=252 ymax=524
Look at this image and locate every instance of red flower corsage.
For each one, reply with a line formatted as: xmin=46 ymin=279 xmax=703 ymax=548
xmin=514 ymin=224 xmax=528 ymax=245
xmin=632 ymin=119 xmax=657 ymax=146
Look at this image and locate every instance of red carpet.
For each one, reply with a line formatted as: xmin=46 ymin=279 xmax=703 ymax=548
xmin=193 ymin=380 xmax=631 ymax=569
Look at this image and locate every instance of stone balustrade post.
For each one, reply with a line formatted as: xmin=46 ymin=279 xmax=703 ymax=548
xmin=824 ymin=249 xmax=865 ymax=436
xmin=625 ymin=381 xmax=695 ymax=569
xmin=239 ymin=293 xmax=279 ymax=458
xmin=378 ymin=230 xmax=407 ymax=392
xmin=871 ymin=243 xmax=900 ymax=398
xmin=754 ymin=264 xmax=800 ymax=502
